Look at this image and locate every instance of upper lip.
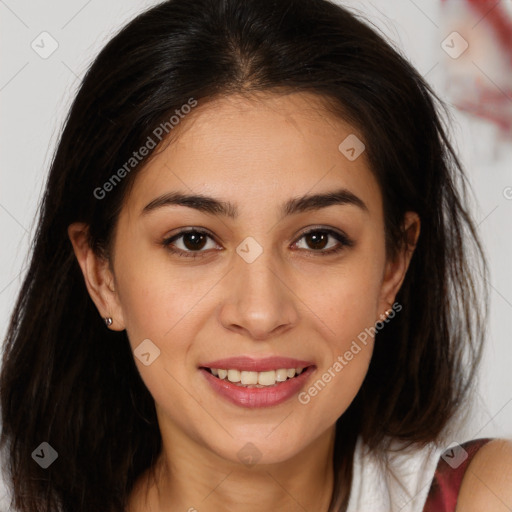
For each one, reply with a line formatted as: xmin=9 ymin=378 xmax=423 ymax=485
xmin=200 ymin=356 xmax=315 ymax=372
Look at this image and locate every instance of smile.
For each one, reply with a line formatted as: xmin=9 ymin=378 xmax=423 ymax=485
xmin=199 ymin=356 xmax=316 ymax=408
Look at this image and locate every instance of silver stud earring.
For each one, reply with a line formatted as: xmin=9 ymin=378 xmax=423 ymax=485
xmin=104 ymin=317 xmax=113 ymax=327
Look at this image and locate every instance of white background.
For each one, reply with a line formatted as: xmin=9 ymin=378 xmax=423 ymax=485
xmin=1 ymin=0 xmax=511 ymax=509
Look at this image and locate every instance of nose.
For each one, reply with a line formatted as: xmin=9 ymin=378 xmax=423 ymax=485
xmin=218 ymin=246 xmax=300 ymax=341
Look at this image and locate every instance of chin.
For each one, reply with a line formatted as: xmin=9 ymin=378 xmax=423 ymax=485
xmin=206 ymin=428 xmax=316 ymax=467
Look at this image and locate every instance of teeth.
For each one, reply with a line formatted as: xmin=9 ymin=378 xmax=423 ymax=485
xmin=227 ymin=369 xmax=241 ymax=382
xmin=209 ymin=367 xmax=306 ymax=387
xmin=276 ymin=369 xmax=288 ymax=382
xmin=258 ymin=370 xmax=276 ymax=385
xmin=240 ymin=371 xmax=258 ymax=385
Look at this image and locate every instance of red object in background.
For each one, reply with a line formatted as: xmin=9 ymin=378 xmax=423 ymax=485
xmin=441 ymin=0 xmax=512 ymax=135
xmin=464 ymin=0 xmax=512 ymax=63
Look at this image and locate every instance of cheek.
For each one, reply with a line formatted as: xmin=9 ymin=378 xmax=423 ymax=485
xmin=303 ymin=248 xmax=385 ymax=344
xmin=112 ymin=237 xmax=215 ymax=348
xmin=114 ymin=259 xmax=209 ymax=427
xmin=297 ymin=288 xmax=377 ymax=428
xmin=293 ymin=250 xmax=383 ymax=419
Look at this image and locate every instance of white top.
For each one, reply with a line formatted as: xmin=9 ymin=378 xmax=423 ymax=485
xmin=346 ymin=435 xmax=447 ymax=512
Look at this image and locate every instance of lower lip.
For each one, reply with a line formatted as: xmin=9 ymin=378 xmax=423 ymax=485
xmin=200 ymin=366 xmax=315 ymax=408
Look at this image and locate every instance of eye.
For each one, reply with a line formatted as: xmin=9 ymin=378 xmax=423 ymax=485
xmin=162 ymin=229 xmax=220 ymax=258
xmin=292 ymin=227 xmax=353 ymax=256
xmin=161 ymin=226 xmax=354 ymax=259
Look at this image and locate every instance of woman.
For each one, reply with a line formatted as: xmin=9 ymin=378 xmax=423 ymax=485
xmin=1 ymin=0 xmax=511 ymax=511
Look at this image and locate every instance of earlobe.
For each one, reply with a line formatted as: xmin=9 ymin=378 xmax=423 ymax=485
xmin=67 ymin=222 xmax=125 ymax=331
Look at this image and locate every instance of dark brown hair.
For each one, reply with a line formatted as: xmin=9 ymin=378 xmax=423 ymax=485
xmin=0 ymin=0 xmax=488 ymax=511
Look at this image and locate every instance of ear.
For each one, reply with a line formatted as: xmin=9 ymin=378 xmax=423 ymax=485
xmin=67 ymin=222 xmax=126 ymax=331
xmin=377 ymin=211 xmax=420 ymax=318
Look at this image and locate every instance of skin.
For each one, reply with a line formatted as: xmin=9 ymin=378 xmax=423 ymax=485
xmin=456 ymin=439 xmax=512 ymax=511
xmin=68 ymin=91 xmax=421 ymax=511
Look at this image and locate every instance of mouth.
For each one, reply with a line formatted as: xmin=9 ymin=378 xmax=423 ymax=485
xmin=198 ymin=357 xmax=316 ymax=408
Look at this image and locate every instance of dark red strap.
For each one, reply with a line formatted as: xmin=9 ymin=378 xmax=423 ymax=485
xmin=422 ymin=438 xmax=493 ymax=512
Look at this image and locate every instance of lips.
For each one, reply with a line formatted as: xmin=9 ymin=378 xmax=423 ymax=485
xmin=199 ymin=356 xmax=316 ymax=408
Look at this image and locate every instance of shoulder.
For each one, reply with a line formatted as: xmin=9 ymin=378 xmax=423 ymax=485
xmin=456 ymin=438 xmax=512 ymax=512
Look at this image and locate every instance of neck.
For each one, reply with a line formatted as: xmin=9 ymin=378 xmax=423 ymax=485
xmin=129 ymin=424 xmax=338 ymax=512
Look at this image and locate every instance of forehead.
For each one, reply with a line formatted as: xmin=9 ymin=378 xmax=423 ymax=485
xmin=121 ymin=91 xmax=382 ymax=220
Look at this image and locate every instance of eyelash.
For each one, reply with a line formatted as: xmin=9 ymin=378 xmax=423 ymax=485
xmin=161 ymin=227 xmax=354 ymax=259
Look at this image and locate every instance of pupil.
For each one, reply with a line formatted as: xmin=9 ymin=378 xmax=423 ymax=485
xmin=184 ymin=232 xmax=206 ymax=251
xmin=307 ymin=232 xmax=327 ymax=250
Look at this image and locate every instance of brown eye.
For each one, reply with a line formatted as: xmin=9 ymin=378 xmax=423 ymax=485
xmin=162 ymin=229 xmax=219 ymax=258
xmin=293 ymin=228 xmax=354 ymax=255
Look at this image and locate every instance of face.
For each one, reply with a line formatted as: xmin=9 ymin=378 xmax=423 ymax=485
xmin=71 ymin=92 xmax=416 ymax=466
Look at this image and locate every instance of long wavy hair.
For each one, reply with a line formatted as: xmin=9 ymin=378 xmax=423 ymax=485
xmin=0 ymin=0 xmax=488 ymax=511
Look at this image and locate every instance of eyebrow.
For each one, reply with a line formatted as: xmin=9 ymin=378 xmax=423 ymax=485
xmin=141 ymin=187 xmax=368 ymax=219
